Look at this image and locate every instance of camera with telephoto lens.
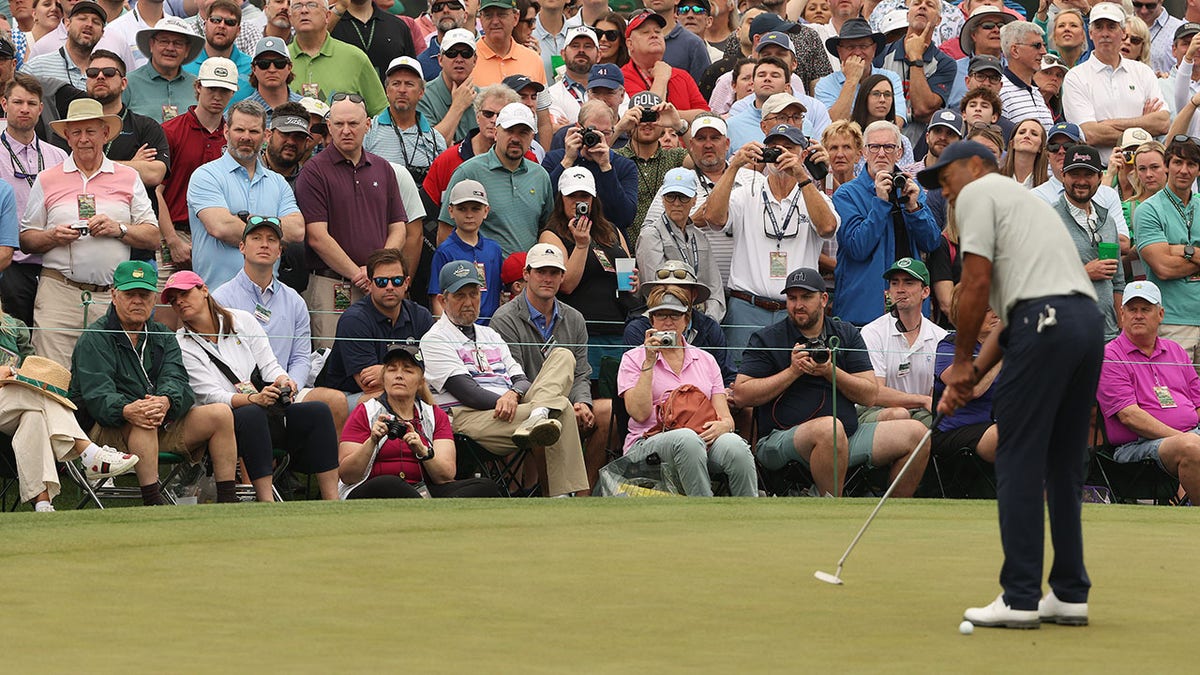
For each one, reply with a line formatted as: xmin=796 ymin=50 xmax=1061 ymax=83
xmin=275 ymin=385 xmax=293 ymax=408
xmin=760 ymin=146 xmax=783 ymax=164
xmin=796 ymin=135 xmax=830 ymax=182
xmin=580 ymin=126 xmax=602 ymax=147
xmin=640 ymin=106 xmax=658 ymax=123
xmin=384 ymin=415 xmax=409 ymax=440
xmin=575 ymin=202 xmax=589 ymax=217
xmin=652 ymin=330 xmax=676 ymax=347
xmin=800 ymin=337 xmax=829 ymax=364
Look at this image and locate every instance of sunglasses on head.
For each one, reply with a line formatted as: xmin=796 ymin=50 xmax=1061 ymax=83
xmin=208 ymin=15 xmax=239 ymax=26
xmin=430 ymin=0 xmax=463 ymax=11
xmin=331 ymin=92 xmax=365 ymax=104
xmin=247 ymin=215 xmax=281 ymax=228
xmin=443 ymin=47 xmax=474 ymax=59
xmin=86 ymin=66 xmax=122 ymax=78
xmin=254 ymin=57 xmax=290 ymax=70
xmin=593 ymin=27 xmax=621 ymax=41
xmin=1171 ymin=134 xmax=1200 ymax=147
xmin=372 ymin=275 xmax=407 ymax=288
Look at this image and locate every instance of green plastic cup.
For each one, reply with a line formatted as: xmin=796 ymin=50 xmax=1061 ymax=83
xmin=1097 ymin=242 xmax=1119 ymax=260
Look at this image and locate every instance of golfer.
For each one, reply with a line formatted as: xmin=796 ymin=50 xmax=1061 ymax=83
xmin=919 ymin=141 xmax=1104 ymax=630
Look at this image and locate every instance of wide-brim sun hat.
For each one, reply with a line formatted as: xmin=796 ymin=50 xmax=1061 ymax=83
xmin=0 ymin=356 xmax=77 ymax=410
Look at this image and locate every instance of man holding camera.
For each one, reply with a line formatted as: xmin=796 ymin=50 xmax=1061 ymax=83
xmin=732 ymin=267 xmax=931 ymax=498
xmin=696 ymin=123 xmax=839 ymax=366
xmin=542 ymin=99 xmax=638 ymax=235
xmin=832 ymin=119 xmax=941 ymax=326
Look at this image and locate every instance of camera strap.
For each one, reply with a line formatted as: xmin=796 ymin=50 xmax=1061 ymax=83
xmin=890 ymin=166 xmax=912 ymax=262
xmin=761 ymin=189 xmax=801 ymax=245
xmin=658 ymin=214 xmax=699 ymax=271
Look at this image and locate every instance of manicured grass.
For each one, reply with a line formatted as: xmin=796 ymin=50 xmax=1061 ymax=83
xmin=1 ymin=499 xmax=1193 ymax=672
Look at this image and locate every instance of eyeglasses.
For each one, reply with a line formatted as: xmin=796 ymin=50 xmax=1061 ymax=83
xmin=676 ymin=4 xmax=708 ymax=14
xmin=655 ymin=268 xmax=691 ymax=280
xmin=1017 ymin=41 xmax=1046 ymax=50
xmin=594 ymin=28 xmax=621 ymax=41
xmin=869 ymin=90 xmax=893 ymax=99
xmin=331 ymin=92 xmax=365 ymax=103
xmin=443 ymin=47 xmax=474 ymax=59
xmin=767 ymin=112 xmax=805 ymax=124
xmin=86 ymin=66 xmax=121 ymax=78
xmin=430 ymin=0 xmax=463 ymax=11
xmin=480 ymin=108 xmax=502 ymax=118
xmin=970 ymin=71 xmax=1002 ymax=83
xmin=290 ymin=1 xmax=322 ymax=10
xmin=976 ymin=21 xmax=1003 ymax=31
xmin=865 ymin=143 xmax=899 ymax=154
xmin=1125 ymin=35 xmax=1145 ymax=45
xmin=208 ymin=15 xmax=239 ymax=26
xmin=254 ymin=57 xmax=290 ymax=70
xmin=372 ymin=275 xmax=407 ymax=288
xmin=663 ymin=193 xmax=693 ymax=203
xmin=152 ymin=35 xmax=190 ymax=48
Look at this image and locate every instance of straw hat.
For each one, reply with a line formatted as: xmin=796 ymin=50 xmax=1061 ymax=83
xmin=49 ymin=98 xmax=122 ymax=141
xmin=0 ymin=356 xmax=77 ymax=410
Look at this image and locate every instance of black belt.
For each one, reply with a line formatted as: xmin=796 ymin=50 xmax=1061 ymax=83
xmin=314 ymin=269 xmax=349 ymax=282
xmin=730 ymin=290 xmax=786 ymax=312
xmin=172 ymin=220 xmax=190 ymax=233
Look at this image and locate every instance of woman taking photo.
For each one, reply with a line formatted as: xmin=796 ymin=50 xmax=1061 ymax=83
xmin=338 ymin=344 xmax=499 ymax=499
xmin=540 ymin=167 xmax=638 ymax=377
xmin=1001 ymin=118 xmax=1049 ymax=188
xmin=164 ymin=265 xmax=340 ymax=502
xmin=616 ymin=288 xmax=756 ymax=497
xmin=594 ymin=12 xmax=629 ymax=67
xmin=850 ymin=74 xmax=914 ymax=165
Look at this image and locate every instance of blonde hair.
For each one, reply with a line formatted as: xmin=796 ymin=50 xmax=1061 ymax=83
xmin=1131 ymin=140 xmax=1167 ymax=202
xmin=647 ymin=285 xmax=692 ymax=310
xmin=1124 ymin=15 xmax=1152 ymax=66
xmin=821 ymin=119 xmax=864 ymax=151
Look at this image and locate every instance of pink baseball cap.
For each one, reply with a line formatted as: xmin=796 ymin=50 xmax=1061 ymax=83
xmin=161 ymin=270 xmax=206 ymax=304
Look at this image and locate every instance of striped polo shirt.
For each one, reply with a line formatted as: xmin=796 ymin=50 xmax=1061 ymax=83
xmin=999 ymin=68 xmax=1053 ymax=132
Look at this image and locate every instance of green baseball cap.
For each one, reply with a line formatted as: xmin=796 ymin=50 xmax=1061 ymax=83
xmin=113 ymin=260 xmax=158 ymax=292
xmin=479 ymin=0 xmax=517 ymax=9
xmin=883 ymin=257 xmax=929 ymax=285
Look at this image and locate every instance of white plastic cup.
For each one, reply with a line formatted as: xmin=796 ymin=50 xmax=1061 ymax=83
xmin=616 ymin=258 xmax=635 ymax=291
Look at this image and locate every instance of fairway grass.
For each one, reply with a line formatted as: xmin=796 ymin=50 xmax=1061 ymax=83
xmin=2 ymin=499 xmax=1193 ymax=673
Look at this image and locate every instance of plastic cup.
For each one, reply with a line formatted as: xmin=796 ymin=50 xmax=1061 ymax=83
xmin=1097 ymin=242 xmax=1119 ymax=260
xmin=616 ymin=258 xmax=635 ymax=291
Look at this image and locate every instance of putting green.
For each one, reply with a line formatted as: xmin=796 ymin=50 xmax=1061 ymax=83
xmin=2 ymin=499 xmax=1193 ymax=672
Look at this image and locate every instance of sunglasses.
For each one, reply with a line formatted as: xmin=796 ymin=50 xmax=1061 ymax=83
xmin=247 ymin=215 xmax=281 ymax=228
xmin=480 ymin=109 xmax=502 ymax=118
xmin=977 ymin=21 xmax=1002 ymax=30
xmin=430 ymin=0 xmax=463 ymax=11
xmin=254 ymin=57 xmax=290 ymax=70
xmin=1125 ymin=35 xmax=1145 ymax=45
xmin=86 ymin=66 xmax=122 ymax=78
xmin=331 ymin=92 xmax=365 ymax=103
xmin=594 ymin=28 xmax=621 ymax=41
xmin=655 ymin=268 xmax=691 ymax=280
xmin=1131 ymin=0 xmax=1158 ymax=8
xmin=208 ymin=15 xmax=239 ymax=26
xmin=443 ymin=47 xmax=474 ymax=59
xmin=676 ymin=4 xmax=708 ymax=14
xmin=1047 ymin=142 xmax=1075 ymax=153
xmin=372 ymin=275 xmax=407 ymax=288
xmin=1018 ymin=41 xmax=1046 ymax=50
xmin=1171 ymin=134 xmax=1200 ymax=147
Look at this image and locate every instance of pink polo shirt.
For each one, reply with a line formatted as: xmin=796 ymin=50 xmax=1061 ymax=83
xmin=1097 ymin=332 xmax=1200 ymax=446
xmin=616 ymin=343 xmax=725 ymax=453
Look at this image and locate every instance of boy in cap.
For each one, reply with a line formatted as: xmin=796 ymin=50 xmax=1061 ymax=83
xmin=429 ymin=180 xmax=504 ymax=323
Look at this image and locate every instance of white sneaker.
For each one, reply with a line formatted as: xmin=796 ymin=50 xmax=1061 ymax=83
xmin=963 ymin=594 xmax=1040 ymax=629
xmin=1039 ymin=591 xmax=1088 ymax=626
xmin=35 ymin=501 xmax=55 ymax=512
xmin=83 ymin=445 xmax=139 ymax=480
xmin=512 ymin=408 xmax=561 ymax=448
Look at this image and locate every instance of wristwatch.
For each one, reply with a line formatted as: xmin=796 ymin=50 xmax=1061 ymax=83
xmin=905 ymin=58 xmax=927 ymax=67
xmin=1185 ymin=244 xmax=1195 ymax=261
xmin=117 ymin=223 xmax=128 ymax=240
xmin=676 ymin=120 xmax=689 ymax=135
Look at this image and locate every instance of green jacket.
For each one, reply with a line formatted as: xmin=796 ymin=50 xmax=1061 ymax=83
xmin=0 ymin=314 xmax=34 ymax=366
xmin=68 ymin=306 xmax=195 ymax=428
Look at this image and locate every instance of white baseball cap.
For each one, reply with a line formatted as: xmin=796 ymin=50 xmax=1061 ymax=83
xmin=879 ymin=9 xmax=908 ymax=35
xmin=1090 ymin=2 xmax=1125 ymax=25
xmin=565 ymin=25 xmax=599 ymax=49
xmin=558 ymin=167 xmax=596 ymax=196
xmin=496 ymin=102 xmax=536 ymax=130
xmin=299 ymin=97 xmax=330 ymax=119
xmin=441 ymin=28 xmax=477 ymax=53
xmin=1123 ymin=280 xmax=1162 ymax=306
xmin=526 ymin=243 xmax=566 ymax=271
xmin=448 ymin=179 xmax=489 ymax=206
xmin=385 ymin=56 xmax=424 ymax=79
xmin=197 ymin=57 xmax=239 ymax=91
xmin=690 ymin=115 xmax=728 ymax=136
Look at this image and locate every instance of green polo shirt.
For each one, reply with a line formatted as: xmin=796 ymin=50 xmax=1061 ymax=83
xmin=123 ymin=66 xmax=197 ymax=122
xmin=437 ymin=149 xmax=552 ymax=256
xmin=616 ymin=144 xmax=687 ymax=245
xmin=416 ymin=75 xmax=478 ymax=144
xmin=288 ymin=34 xmax=387 ymax=116
xmin=1134 ymin=188 xmax=1200 ymax=326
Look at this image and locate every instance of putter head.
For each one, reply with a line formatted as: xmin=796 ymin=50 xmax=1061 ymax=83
xmin=813 ymin=570 xmax=843 ymax=585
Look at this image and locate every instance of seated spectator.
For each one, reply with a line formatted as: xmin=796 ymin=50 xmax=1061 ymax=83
xmin=1097 ymin=281 xmax=1200 ymax=500
xmin=850 ymin=74 xmax=915 ymax=166
xmin=616 ymin=288 xmax=756 ymax=497
xmin=1000 ymin=118 xmax=1049 ymax=188
xmin=1123 ymin=140 xmax=1167 ymax=225
xmin=0 ymin=355 xmax=138 ymax=512
xmin=542 ymin=99 xmax=639 ymax=234
xmin=725 ymin=58 xmax=811 ymax=151
xmin=832 ymin=120 xmax=940 ymax=326
xmin=595 ymin=12 xmax=629 ymax=67
xmin=499 ymin=251 xmax=527 ymax=304
xmin=491 ymin=244 xmax=611 ymax=493
xmin=420 ymin=260 xmax=590 ymax=497
xmin=858 ymin=258 xmax=947 ymax=426
xmin=1034 ymin=53 xmax=1068 ymax=123
xmin=873 ymin=0 xmax=958 ymax=140
xmin=165 ymin=270 xmax=341 ymax=501
xmin=721 ymin=34 xmax=832 ymax=140
xmin=733 ymin=267 xmax=931 ymax=497
xmin=70 ymin=261 xmax=239 ymax=506
xmin=623 ymin=261 xmax=735 ymax=386
xmin=619 ymin=11 xmax=709 ymax=120
xmin=1107 ymin=127 xmax=1154 ymax=204
xmin=337 ymin=344 xmax=501 ymax=498
xmin=538 ymin=167 xmax=638 ymax=374
xmin=931 ymin=287 xmax=999 ymax=463
xmin=211 ymin=214 xmax=350 ymax=431
xmin=415 ymin=28 xmax=480 ymax=144
xmin=320 ymin=248 xmax=435 ymax=405
xmin=429 ymin=180 xmax=504 ymax=322
xmin=636 ymin=167 xmax=725 ymax=321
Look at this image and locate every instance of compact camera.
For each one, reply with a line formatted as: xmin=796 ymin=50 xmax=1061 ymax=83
xmin=652 ymin=330 xmax=677 ymax=347
xmin=640 ymin=106 xmax=659 ymax=124
xmin=799 ymin=337 xmax=829 ymax=364
xmin=72 ymin=221 xmax=90 ymax=236
xmin=760 ymin=146 xmax=783 ymax=164
xmin=384 ymin=415 xmax=409 ymax=440
xmin=580 ymin=126 xmax=602 ymax=147
xmin=575 ymin=202 xmax=589 ymax=218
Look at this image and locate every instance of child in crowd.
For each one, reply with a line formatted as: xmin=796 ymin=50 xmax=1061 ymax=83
xmin=428 ymin=180 xmax=504 ymax=323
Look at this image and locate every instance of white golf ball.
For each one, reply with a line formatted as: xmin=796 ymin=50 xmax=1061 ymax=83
xmin=959 ymin=620 xmax=974 ymax=635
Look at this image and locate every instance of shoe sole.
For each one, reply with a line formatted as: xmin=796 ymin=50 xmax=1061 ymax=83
xmin=513 ymin=419 xmax=562 ymax=448
xmin=966 ymin=619 xmax=1041 ymax=629
xmin=1040 ymin=616 xmax=1088 ymax=626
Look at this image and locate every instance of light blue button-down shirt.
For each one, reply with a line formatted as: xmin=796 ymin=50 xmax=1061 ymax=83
xmin=212 ymin=268 xmax=314 ymax=385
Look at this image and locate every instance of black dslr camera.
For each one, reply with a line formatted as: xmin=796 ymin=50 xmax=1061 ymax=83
xmin=580 ymin=126 xmax=602 ymax=147
xmin=800 ymin=337 xmax=830 ymax=364
xmin=274 ymin=385 xmax=293 ymax=408
xmin=384 ymin=415 xmax=409 ymax=440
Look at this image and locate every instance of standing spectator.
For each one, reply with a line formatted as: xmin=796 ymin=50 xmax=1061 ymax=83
xmin=696 ymin=124 xmax=839 ymax=363
xmin=849 ymin=74 xmax=915 ymax=165
xmin=23 ymin=0 xmax=136 ymax=72
xmin=423 ymin=84 xmax=520 ymax=210
xmin=245 ymin=37 xmax=303 ymax=125
xmin=0 ymin=74 xmax=69 ymax=328
xmin=19 ymin=0 xmax=106 ymax=89
xmin=260 ymin=102 xmax=313 ymax=183
xmin=125 ymin=16 xmax=205 ymax=121
xmin=18 ymin=99 xmax=160 ymax=366
xmin=190 ymin=0 xmax=265 ymax=56
xmin=428 ymin=180 xmax=505 ymax=320
xmin=726 ymin=54 xmax=824 ymax=148
xmin=544 ymin=24 xmax=600 ymax=126
xmin=437 ymin=102 xmax=552 ymax=256
xmin=1169 ymin=23 xmax=1200 ymax=137
xmin=473 ymin=0 xmax=546 ymax=87
xmin=287 ymin=0 xmax=386 ymax=115
xmin=416 ymin=0 xmax=469 ymax=81
xmin=1061 ymin=4 xmax=1168 ymax=164
xmin=750 ymin=8 xmax=831 ymax=93
xmin=542 ymin=99 xmax=638 ymax=234
xmin=364 ymin=56 xmax=447 ymax=182
xmin=905 ymin=107 xmax=964 ymax=174
xmin=1133 ymin=0 xmax=1184 ymax=74
xmin=719 ymin=30 xmax=828 ymax=122
xmin=330 ymin=0 xmax=416 ymax=81
xmin=832 ymin=120 xmax=940 ymax=326
xmin=532 ymin=0 xmax=581 ymax=82
xmin=1047 ymin=8 xmax=1089 ymax=68
xmin=1123 ymin=140 xmax=1167 ymax=225
xmin=105 ymin=0 xmax=171 ymax=71
xmin=874 ymin=0 xmax=958 ymax=144
xmin=643 ymin=0 xmax=711 ymax=84
xmin=997 ymin=21 xmax=1054 ymax=130
xmin=616 ymin=92 xmax=690 ymax=240
xmin=182 ymin=0 xmax=254 ymax=103
xmin=620 ymin=10 xmax=709 ymax=120
xmin=416 ymin=28 xmax=480 ymax=144
xmin=814 ymin=18 xmax=908 ymax=124
xmin=947 ymin=5 xmax=1014 ymax=111
xmin=296 ymin=96 xmax=408 ymax=347
xmin=188 ymin=100 xmax=304 ymax=290
xmin=594 ymin=11 xmax=629 ymax=66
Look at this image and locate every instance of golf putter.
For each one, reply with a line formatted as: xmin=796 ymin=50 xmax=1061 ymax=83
xmin=814 ymin=413 xmax=945 ymax=586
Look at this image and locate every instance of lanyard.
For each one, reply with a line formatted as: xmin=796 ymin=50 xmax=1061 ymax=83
xmin=1165 ymin=188 xmax=1196 ymax=242
xmin=351 ymin=15 xmax=377 ymax=53
xmin=104 ymin=108 xmax=130 ymax=155
xmin=565 ymin=79 xmax=586 ymax=103
xmin=2 ymin=133 xmax=43 ymax=187
xmin=127 ymin=328 xmax=155 ymax=394
xmin=660 ymin=214 xmax=699 ymax=270
xmin=761 ymin=189 xmax=800 ymax=246
xmin=390 ymin=119 xmax=431 ymax=170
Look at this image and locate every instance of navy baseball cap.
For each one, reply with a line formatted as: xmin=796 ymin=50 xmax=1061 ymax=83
xmin=439 ymin=260 xmax=483 ymax=294
xmin=916 ymin=140 xmax=998 ymax=189
xmin=755 ymin=32 xmax=795 ymax=54
xmin=588 ymin=63 xmax=624 ymax=89
xmin=927 ymin=109 xmax=965 ymax=137
xmin=749 ymin=12 xmax=797 ymax=39
xmin=502 ymin=74 xmax=545 ymax=93
xmin=1048 ymin=122 xmax=1084 ymax=144
xmin=764 ymin=124 xmax=807 ymax=146
xmin=782 ymin=267 xmax=826 ymax=294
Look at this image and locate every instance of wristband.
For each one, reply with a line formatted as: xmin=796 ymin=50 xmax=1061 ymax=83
xmin=796 ymin=179 xmax=813 ymax=190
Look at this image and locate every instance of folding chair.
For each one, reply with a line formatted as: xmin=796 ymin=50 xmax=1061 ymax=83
xmin=597 ymin=355 xmax=627 ymax=464
xmin=0 ymin=433 xmax=20 ymax=511
xmin=63 ymin=451 xmax=189 ymax=509
xmin=454 ymin=434 xmax=537 ymax=497
xmin=1087 ymin=405 xmax=1181 ymax=505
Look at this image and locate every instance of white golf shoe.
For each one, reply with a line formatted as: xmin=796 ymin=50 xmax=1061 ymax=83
xmin=963 ymin=594 xmax=1040 ymax=629
xmin=1039 ymin=591 xmax=1088 ymax=626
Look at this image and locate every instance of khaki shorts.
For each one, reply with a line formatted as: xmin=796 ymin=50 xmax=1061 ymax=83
xmin=90 ymin=418 xmax=203 ymax=464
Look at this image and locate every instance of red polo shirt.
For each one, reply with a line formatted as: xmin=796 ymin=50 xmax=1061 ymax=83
xmin=620 ymin=62 xmax=710 ymax=112
xmin=161 ymin=107 xmax=227 ymax=225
